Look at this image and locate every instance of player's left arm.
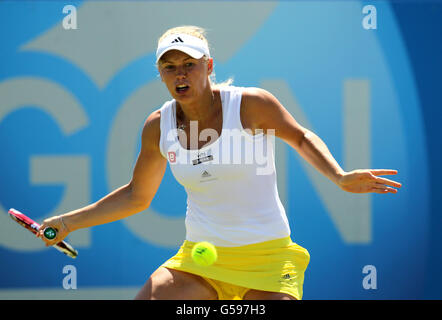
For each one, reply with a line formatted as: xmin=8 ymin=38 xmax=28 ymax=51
xmin=241 ymin=87 xmax=402 ymax=194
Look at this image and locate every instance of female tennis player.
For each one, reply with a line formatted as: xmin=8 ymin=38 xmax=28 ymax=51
xmin=37 ymin=26 xmax=401 ymax=300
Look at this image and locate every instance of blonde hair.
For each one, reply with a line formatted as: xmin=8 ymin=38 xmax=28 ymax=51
xmin=157 ymin=25 xmax=234 ymax=88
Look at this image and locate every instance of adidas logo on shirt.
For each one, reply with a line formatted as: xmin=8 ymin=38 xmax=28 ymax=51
xmin=199 ymin=170 xmax=217 ymax=183
xmin=171 ymin=37 xmax=184 ymax=43
xmin=201 ymin=170 xmax=211 ymax=178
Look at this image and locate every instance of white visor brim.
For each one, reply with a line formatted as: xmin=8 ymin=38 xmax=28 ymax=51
xmin=156 ymin=33 xmax=210 ymax=63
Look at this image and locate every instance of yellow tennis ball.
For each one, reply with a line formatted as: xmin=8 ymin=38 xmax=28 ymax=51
xmin=191 ymin=241 xmax=218 ymax=266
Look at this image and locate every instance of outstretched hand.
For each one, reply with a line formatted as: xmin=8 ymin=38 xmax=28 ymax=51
xmin=338 ymin=169 xmax=402 ymax=194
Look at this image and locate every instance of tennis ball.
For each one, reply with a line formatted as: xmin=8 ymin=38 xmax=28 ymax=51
xmin=191 ymin=241 xmax=218 ymax=266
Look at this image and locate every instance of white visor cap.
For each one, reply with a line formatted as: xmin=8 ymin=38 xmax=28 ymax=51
xmin=156 ymin=33 xmax=211 ymax=63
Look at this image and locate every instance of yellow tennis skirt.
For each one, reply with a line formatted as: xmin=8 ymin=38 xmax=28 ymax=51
xmin=161 ymin=237 xmax=310 ymax=300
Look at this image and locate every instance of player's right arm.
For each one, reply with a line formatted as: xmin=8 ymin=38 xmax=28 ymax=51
xmin=38 ymin=110 xmax=167 ymax=244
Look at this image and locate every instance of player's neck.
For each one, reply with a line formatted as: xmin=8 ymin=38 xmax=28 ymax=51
xmin=177 ymin=89 xmax=216 ymax=124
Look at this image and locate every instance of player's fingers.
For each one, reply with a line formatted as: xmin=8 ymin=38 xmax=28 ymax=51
xmin=370 ymin=169 xmax=398 ymax=176
xmin=38 ymin=223 xmax=52 ymax=237
xmin=372 ymin=188 xmax=389 ymax=194
xmin=37 ymin=222 xmax=57 ymax=244
xmin=373 ymin=185 xmax=397 ymax=194
xmin=375 ymin=177 xmax=402 ymax=188
xmin=42 ymin=234 xmax=59 ymax=246
xmin=37 ymin=223 xmax=46 ymax=238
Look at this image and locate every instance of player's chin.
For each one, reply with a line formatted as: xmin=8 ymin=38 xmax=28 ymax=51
xmin=173 ymin=91 xmax=192 ymax=103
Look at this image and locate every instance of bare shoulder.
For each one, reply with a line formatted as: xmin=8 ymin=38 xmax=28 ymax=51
xmin=141 ymin=109 xmax=162 ymax=150
xmin=240 ymin=87 xmax=281 ymax=132
xmin=240 ymin=86 xmax=306 ymax=144
xmin=241 ymin=87 xmax=277 ymax=104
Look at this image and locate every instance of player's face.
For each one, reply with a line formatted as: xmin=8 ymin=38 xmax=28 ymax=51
xmin=158 ymin=50 xmax=213 ymax=103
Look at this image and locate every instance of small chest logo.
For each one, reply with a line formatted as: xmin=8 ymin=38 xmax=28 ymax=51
xmin=168 ymin=151 xmax=176 ymax=163
xmin=201 ymin=170 xmax=211 ymax=178
xmin=278 ymin=273 xmax=295 ymax=285
xmin=199 ymin=170 xmax=217 ymax=183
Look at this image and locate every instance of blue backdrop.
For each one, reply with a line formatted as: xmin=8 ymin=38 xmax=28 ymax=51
xmin=0 ymin=0 xmax=440 ymax=299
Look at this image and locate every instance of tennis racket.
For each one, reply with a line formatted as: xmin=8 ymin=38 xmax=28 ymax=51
xmin=8 ymin=208 xmax=78 ymax=259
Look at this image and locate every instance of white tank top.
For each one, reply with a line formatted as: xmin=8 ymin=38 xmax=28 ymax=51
xmin=158 ymin=86 xmax=290 ymax=246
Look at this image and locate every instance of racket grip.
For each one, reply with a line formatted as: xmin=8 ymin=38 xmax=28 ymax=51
xmin=43 ymin=227 xmax=57 ymax=240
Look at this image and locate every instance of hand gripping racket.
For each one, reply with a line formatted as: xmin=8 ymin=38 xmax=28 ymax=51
xmin=8 ymin=208 xmax=78 ymax=258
